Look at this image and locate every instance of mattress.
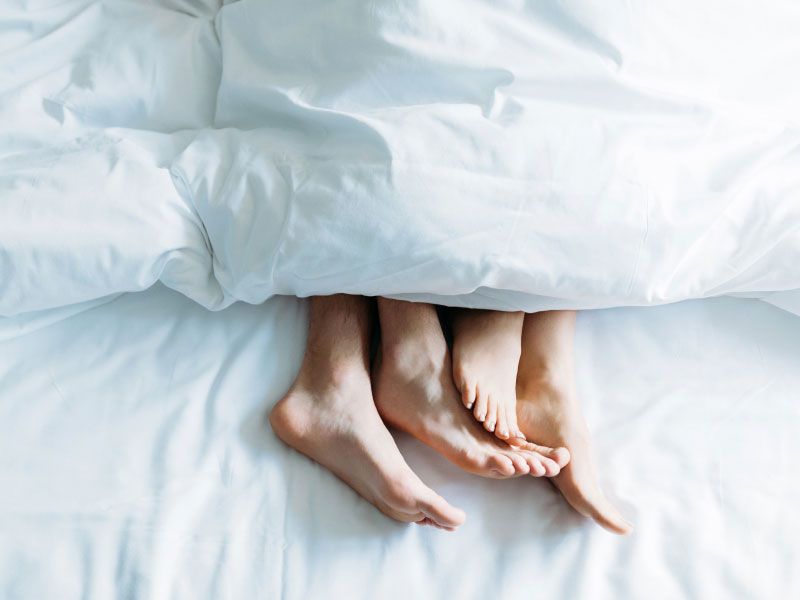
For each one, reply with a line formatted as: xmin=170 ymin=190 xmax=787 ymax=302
xmin=1 ymin=286 xmax=799 ymax=598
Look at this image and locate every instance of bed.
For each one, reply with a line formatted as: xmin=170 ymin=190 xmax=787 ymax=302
xmin=3 ymin=287 xmax=799 ymax=598
xmin=2 ymin=1 xmax=800 ymax=598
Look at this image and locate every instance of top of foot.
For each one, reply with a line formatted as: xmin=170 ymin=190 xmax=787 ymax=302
xmin=374 ymin=340 xmax=569 ymax=480
xmin=451 ymin=309 xmax=526 ymax=442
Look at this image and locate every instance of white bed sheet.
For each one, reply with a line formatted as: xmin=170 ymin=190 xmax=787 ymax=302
xmin=1 ymin=286 xmax=798 ymax=599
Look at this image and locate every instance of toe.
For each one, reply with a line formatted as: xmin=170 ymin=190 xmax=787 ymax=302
xmin=534 ymin=444 xmax=571 ymax=468
xmin=416 ymin=489 xmax=466 ymax=529
xmin=380 ymin=502 xmax=425 ymax=524
xmin=416 ymin=517 xmax=453 ymax=530
xmin=504 ymin=451 xmax=530 ymax=475
xmin=505 ymin=404 xmax=523 ymax=440
xmin=487 ymin=454 xmax=516 ymax=478
xmin=461 ymin=381 xmax=476 ymax=410
xmin=554 ymin=467 xmax=632 ymax=535
xmin=483 ymin=395 xmax=497 ymax=432
xmin=526 ymin=455 xmax=546 ymax=477
xmin=473 ymin=388 xmax=488 ymax=422
xmin=522 ymin=441 xmax=570 ymax=468
xmin=495 ymin=404 xmax=510 ymax=439
xmin=549 ymin=446 xmax=571 ymax=468
xmin=506 ymin=435 xmax=529 ymax=448
xmin=381 ymin=475 xmax=465 ymax=529
xmin=537 ymin=455 xmax=562 ymax=477
xmin=586 ymin=496 xmax=632 ymax=535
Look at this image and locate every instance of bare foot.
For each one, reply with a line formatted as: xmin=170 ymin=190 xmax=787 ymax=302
xmin=452 ymin=309 xmax=526 ymax=441
xmin=518 ymin=311 xmax=633 ymax=535
xmin=270 ymin=295 xmax=465 ymax=530
xmin=271 ymin=359 xmax=465 ymax=529
xmin=375 ymin=299 xmax=569 ymax=478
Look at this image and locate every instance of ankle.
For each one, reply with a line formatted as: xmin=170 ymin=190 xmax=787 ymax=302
xmin=516 ymin=359 xmax=574 ymax=396
xmin=298 ymin=350 xmax=368 ymax=390
xmin=381 ymin=332 xmax=448 ymax=374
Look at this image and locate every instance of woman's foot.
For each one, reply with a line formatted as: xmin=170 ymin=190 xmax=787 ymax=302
xmin=375 ymin=299 xmax=569 ymax=478
xmin=270 ymin=295 xmax=465 ymax=530
xmin=452 ymin=309 xmax=526 ymax=441
xmin=516 ymin=377 xmax=632 ymax=535
xmin=518 ymin=311 xmax=633 ymax=535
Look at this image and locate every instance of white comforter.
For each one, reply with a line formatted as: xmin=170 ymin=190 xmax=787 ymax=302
xmin=2 ymin=0 xmax=799 ymax=318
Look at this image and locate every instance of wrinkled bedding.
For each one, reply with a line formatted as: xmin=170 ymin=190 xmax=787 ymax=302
xmin=2 ymin=286 xmax=800 ymax=599
xmin=1 ymin=0 xmax=799 ymax=318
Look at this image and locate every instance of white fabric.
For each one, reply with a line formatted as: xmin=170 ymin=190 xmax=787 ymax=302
xmin=2 ymin=3 xmax=800 ymax=597
xmin=1 ymin=286 xmax=799 ymax=598
xmin=2 ymin=0 xmax=800 ymax=318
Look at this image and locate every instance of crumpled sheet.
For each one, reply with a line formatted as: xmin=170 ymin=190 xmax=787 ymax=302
xmin=1 ymin=284 xmax=799 ymax=599
xmin=1 ymin=0 xmax=799 ymax=319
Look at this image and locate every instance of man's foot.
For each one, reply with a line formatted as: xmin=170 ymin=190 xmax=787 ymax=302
xmin=271 ymin=361 xmax=465 ymax=529
xmin=517 ymin=311 xmax=632 ymax=535
xmin=452 ymin=309 xmax=526 ymax=441
xmin=270 ymin=295 xmax=464 ymax=530
xmin=375 ymin=300 xmax=569 ymax=478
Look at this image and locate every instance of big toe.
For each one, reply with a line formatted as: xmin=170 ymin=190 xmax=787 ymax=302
xmin=519 ymin=441 xmax=571 ymax=469
xmin=554 ymin=468 xmax=632 ymax=535
xmin=417 ymin=490 xmax=466 ymax=529
xmin=548 ymin=446 xmax=571 ymax=468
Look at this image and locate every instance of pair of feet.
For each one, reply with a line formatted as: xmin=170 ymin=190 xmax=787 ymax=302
xmin=270 ymin=298 xmax=631 ymax=534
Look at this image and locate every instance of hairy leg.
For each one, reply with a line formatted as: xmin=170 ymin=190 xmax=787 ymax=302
xmin=451 ymin=309 xmax=526 ymax=441
xmin=270 ymin=294 xmax=465 ymax=529
xmin=516 ymin=310 xmax=632 ymax=535
xmin=374 ymin=298 xmax=568 ymax=479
